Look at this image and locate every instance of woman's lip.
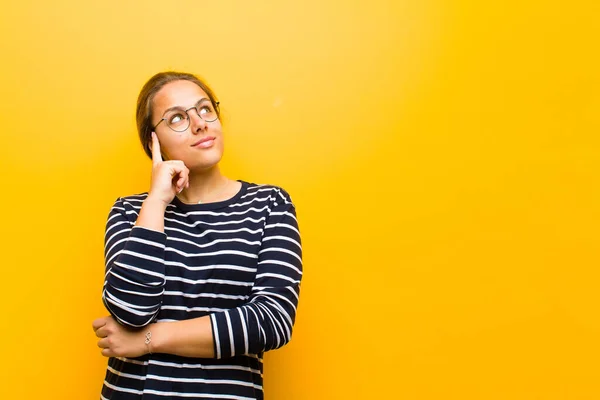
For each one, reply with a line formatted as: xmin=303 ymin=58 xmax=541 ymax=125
xmin=191 ymin=137 xmax=216 ymax=147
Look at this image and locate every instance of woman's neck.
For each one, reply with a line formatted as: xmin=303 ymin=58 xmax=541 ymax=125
xmin=176 ymin=166 xmax=231 ymax=204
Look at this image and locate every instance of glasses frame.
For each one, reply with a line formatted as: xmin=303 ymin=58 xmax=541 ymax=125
xmin=153 ymin=100 xmax=220 ymax=132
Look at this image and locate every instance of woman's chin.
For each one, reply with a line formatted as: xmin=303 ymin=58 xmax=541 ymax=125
xmin=187 ymin=154 xmax=223 ymax=172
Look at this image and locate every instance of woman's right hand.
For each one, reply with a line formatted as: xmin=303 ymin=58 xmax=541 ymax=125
xmin=147 ymin=132 xmax=190 ymax=206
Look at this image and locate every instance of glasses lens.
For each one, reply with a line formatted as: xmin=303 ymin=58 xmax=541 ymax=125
xmin=166 ymin=111 xmax=189 ymax=132
xmin=197 ymin=102 xmax=218 ymax=122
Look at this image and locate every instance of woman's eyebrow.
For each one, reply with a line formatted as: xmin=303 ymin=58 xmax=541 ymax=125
xmin=161 ymin=98 xmax=210 ymax=115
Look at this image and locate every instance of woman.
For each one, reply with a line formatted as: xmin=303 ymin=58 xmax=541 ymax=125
xmin=92 ymin=71 xmax=303 ymax=400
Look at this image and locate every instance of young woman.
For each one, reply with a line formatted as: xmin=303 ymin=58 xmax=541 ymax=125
xmin=92 ymin=71 xmax=303 ymax=400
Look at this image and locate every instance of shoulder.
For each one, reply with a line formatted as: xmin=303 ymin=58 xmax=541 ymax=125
xmin=242 ymin=181 xmax=294 ymax=207
xmin=105 ymin=193 xmax=149 ymax=226
xmin=110 ymin=192 xmax=149 ymax=211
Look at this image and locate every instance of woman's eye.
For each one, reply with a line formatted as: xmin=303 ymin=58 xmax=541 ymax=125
xmin=169 ymin=113 xmax=186 ymax=124
xmin=199 ymin=106 xmax=211 ymax=115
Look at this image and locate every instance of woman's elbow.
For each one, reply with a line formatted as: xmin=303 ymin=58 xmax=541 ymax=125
xmin=102 ymin=291 xmax=160 ymax=328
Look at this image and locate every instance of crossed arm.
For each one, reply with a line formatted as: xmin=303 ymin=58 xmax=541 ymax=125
xmin=93 ymin=191 xmax=302 ymax=359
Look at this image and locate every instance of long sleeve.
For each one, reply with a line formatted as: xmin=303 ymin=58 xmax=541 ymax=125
xmin=102 ymin=198 xmax=167 ymax=328
xmin=210 ymin=189 xmax=303 ymax=358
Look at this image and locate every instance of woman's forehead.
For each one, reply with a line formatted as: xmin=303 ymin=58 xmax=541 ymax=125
xmin=154 ymin=80 xmax=208 ymax=110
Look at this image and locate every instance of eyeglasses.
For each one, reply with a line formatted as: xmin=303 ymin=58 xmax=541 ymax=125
xmin=153 ymin=99 xmax=220 ymax=132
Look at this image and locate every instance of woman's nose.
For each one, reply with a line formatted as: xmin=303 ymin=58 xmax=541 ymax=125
xmin=188 ymin=110 xmax=207 ymax=133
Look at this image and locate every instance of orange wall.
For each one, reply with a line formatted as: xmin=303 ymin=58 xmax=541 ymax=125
xmin=1 ymin=1 xmax=599 ymax=399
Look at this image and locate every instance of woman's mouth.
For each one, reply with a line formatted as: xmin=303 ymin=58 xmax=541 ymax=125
xmin=191 ymin=136 xmax=216 ymax=148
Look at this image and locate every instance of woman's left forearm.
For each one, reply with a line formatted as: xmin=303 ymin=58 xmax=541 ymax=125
xmin=150 ymin=316 xmax=215 ymax=358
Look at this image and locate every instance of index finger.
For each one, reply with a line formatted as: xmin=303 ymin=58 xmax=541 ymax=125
xmin=151 ymin=132 xmax=163 ymax=165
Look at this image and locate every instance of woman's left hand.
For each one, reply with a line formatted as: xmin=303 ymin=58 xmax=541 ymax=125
xmin=92 ymin=316 xmax=149 ymax=358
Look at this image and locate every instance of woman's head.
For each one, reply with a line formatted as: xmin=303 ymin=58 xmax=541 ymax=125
xmin=136 ymin=71 xmax=224 ymax=170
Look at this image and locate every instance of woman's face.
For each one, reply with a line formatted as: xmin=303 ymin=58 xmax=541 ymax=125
xmin=151 ymin=79 xmax=224 ymax=171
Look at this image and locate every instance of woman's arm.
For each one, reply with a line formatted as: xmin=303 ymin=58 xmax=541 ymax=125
xmin=93 ymin=313 xmax=214 ymax=358
xmin=102 ymin=197 xmax=169 ymax=328
xmin=102 ymin=133 xmax=190 ymax=328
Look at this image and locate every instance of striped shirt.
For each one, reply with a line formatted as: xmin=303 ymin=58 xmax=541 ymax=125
xmin=101 ymin=181 xmax=302 ymax=400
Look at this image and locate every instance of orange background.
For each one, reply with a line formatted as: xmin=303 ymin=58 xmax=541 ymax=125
xmin=1 ymin=1 xmax=599 ymax=399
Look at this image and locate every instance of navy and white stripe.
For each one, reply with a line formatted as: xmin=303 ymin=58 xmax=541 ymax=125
xmin=101 ymin=181 xmax=302 ymax=400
